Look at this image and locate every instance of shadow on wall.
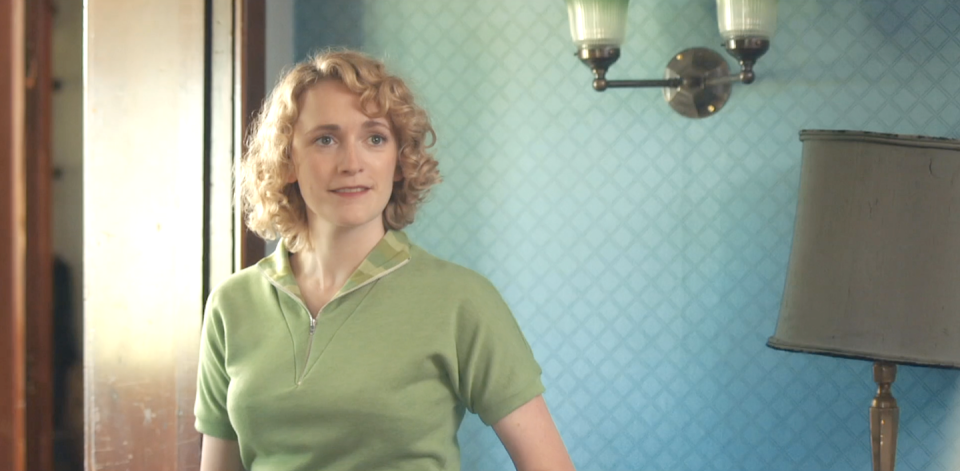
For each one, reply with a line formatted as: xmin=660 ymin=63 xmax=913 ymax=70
xmin=294 ymin=0 xmax=365 ymax=58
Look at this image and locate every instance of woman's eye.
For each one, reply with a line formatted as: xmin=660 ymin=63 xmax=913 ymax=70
xmin=316 ymin=135 xmax=334 ymax=146
xmin=369 ymin=134 xmax=387 ymax=146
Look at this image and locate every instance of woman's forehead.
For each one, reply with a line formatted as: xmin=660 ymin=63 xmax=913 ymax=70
xmin=295 ymin=81 xmax=390 ymax=130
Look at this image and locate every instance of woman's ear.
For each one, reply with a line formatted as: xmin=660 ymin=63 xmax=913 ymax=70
xmin=285 ymin=160 xmax=298 ymax=184
xmin=394 ymin=145 xmax=404 ymax=182
xmin=284 ymin=146 xmax=298 ymax=183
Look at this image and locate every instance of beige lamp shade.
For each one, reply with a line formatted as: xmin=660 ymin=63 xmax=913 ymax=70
xmin=769 ymin=130 xmax=960 ymax=369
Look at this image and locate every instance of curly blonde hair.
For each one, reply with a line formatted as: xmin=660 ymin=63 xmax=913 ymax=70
xmin=239 ymin=49 xmax=441 ymax=252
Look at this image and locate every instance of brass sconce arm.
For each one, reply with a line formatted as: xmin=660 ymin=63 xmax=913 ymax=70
xmin=597 ymin=78 xmax=684 ymax=91
xmin=577 ymin=47 xmax=682 ymax=91
xmin=704 ymin=70 xmax=756 ymax=87
xmin=577 ymin=43 xmax=768 ymax=118
xmin=593 ymin=65 xmax=754 ymax=91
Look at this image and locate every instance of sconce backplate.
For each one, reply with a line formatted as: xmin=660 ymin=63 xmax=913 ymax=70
xmin=663 ymin=47 xmax=732 ymax=119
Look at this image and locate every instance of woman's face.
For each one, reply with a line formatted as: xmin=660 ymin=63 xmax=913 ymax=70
xmin=288 ymin=80 xmax=400 ymax=236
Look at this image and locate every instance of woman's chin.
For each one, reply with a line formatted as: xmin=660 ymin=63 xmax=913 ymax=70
xmin=313 ymin=214 xmax=386 ymax=234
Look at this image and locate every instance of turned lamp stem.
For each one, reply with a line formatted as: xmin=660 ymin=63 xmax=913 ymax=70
xmin=870 ymin=362 xmax=899 ymax=471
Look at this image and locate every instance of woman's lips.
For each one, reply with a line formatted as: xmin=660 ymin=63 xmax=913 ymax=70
xmin=331 ymin=186 xmax=370 ymax=196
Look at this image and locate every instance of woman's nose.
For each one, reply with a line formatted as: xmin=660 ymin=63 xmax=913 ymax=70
xmin=337 ymin=142 xmax=362 ymax=173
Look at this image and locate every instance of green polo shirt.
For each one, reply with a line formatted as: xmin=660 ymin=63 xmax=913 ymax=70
xmin=195 ymin=231 xmax=545 ymax=470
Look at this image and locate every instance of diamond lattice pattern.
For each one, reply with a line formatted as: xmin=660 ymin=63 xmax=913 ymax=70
xmin=292 ymin=1 xmax=960 ymax=470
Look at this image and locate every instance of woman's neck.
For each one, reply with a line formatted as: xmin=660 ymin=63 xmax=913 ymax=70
xmin=292 ymin=222 xmax=386 ymax=296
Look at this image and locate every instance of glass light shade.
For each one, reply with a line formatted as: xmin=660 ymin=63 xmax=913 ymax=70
xmin=716 ymin=0 xmax=777 ymax=41
xmin=566 ymin=0 xmax=630 ymax=49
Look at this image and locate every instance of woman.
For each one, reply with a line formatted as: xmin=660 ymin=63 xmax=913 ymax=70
xmin=195 ymin=50 xmax=575 ymax=471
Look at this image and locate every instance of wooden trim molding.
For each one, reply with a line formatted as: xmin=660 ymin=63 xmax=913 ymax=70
xmin=236 ymin=0 xmax=266 ymax=269
xmin=0 ymin=0 xmax=28 ymax=469
xmin=207 ymin=0 xmax=238 ymax=296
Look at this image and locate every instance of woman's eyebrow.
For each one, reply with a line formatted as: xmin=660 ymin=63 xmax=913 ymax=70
xmin=362 ymin=120 xmax=391 ymax=131
xmin=305 ymin=124 xmax=341 ymax=134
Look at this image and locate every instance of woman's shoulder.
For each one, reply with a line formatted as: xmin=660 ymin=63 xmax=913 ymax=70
xmin=405 ymin=244 xmax=501 ymax=297
xmin=205 ymin=264 xmax=273 ymax=308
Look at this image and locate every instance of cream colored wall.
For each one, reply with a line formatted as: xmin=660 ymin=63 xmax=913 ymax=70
xmin=83 ymin=0 xmax=206 ymax=466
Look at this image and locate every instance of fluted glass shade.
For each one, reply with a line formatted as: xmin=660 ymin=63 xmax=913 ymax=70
xmin=716 ymin=0 xmax=777 ymax=40
xmin=566 ymin=0 xmax=630 ymax=49
xmin=769 ymin=130 xmax=960 ymax=369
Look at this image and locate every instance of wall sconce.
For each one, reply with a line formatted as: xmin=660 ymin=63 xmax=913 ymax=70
xmin=565 ymin=0 xmax=777 ymax=118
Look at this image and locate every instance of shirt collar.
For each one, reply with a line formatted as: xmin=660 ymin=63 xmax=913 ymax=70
xmin=258 ymin=230 xmax=412 ymax=301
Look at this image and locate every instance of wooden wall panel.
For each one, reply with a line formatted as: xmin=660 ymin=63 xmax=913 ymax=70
xmin=84 ymin=1 xmax=205 ymax=469
xmin=25 ymin=0 xmax=55 ymax=469
xmin=0 ymin=0 xmax=27 ymax=469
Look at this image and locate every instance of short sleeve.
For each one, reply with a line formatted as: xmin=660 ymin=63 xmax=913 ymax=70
xmin=194 ymin=291 xmax=238 ymax=440
xmin=455 ymin=279 xmax=545 ymax=426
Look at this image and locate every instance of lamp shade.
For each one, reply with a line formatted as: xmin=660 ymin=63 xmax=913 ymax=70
xmin=716 ymin=0 xmax=777 ymax=41
xmin=566 ymin=0 xmax=630 ymax=49
xmin=769 ymin=130 xmax=960 ymax=369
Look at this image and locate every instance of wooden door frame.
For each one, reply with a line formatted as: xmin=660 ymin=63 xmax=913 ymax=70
xmin=3 ymin=0 xmax=55 ymax=469
xmin=0 ymin=0 xmax=271 ymax=467
xmin=5 ymin=0 xmax=264 ymax=468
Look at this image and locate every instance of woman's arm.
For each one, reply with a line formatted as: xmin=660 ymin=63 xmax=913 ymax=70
xmin=200 ymin=434 xmax=243 ymax=471
xmin=492 ymin=395 xmax=576 ymax=471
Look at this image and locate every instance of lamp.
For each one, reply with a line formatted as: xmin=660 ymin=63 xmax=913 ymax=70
xmin=769 ymin=130 xmax=960 ymax=471
xmin=565 ymin=0 xmax=777 ymax=118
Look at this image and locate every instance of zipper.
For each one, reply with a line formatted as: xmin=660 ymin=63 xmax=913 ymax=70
xmin=298 ymin=316 xmax=318 ymax=385
xmin=295 ymin=294 xmax=329 ymax=386
xmin=265 ymin=258 xmax=410 ymax=385
xmin=263 ymin=280 xmax=324 ymax=385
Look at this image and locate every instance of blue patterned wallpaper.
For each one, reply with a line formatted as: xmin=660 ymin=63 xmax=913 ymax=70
xmin=291 ymin=1 xmax=960 ymax=470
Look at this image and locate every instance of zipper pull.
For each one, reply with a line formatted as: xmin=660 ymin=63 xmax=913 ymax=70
xmin=309 ymin=316 xmax=317 ymax=334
